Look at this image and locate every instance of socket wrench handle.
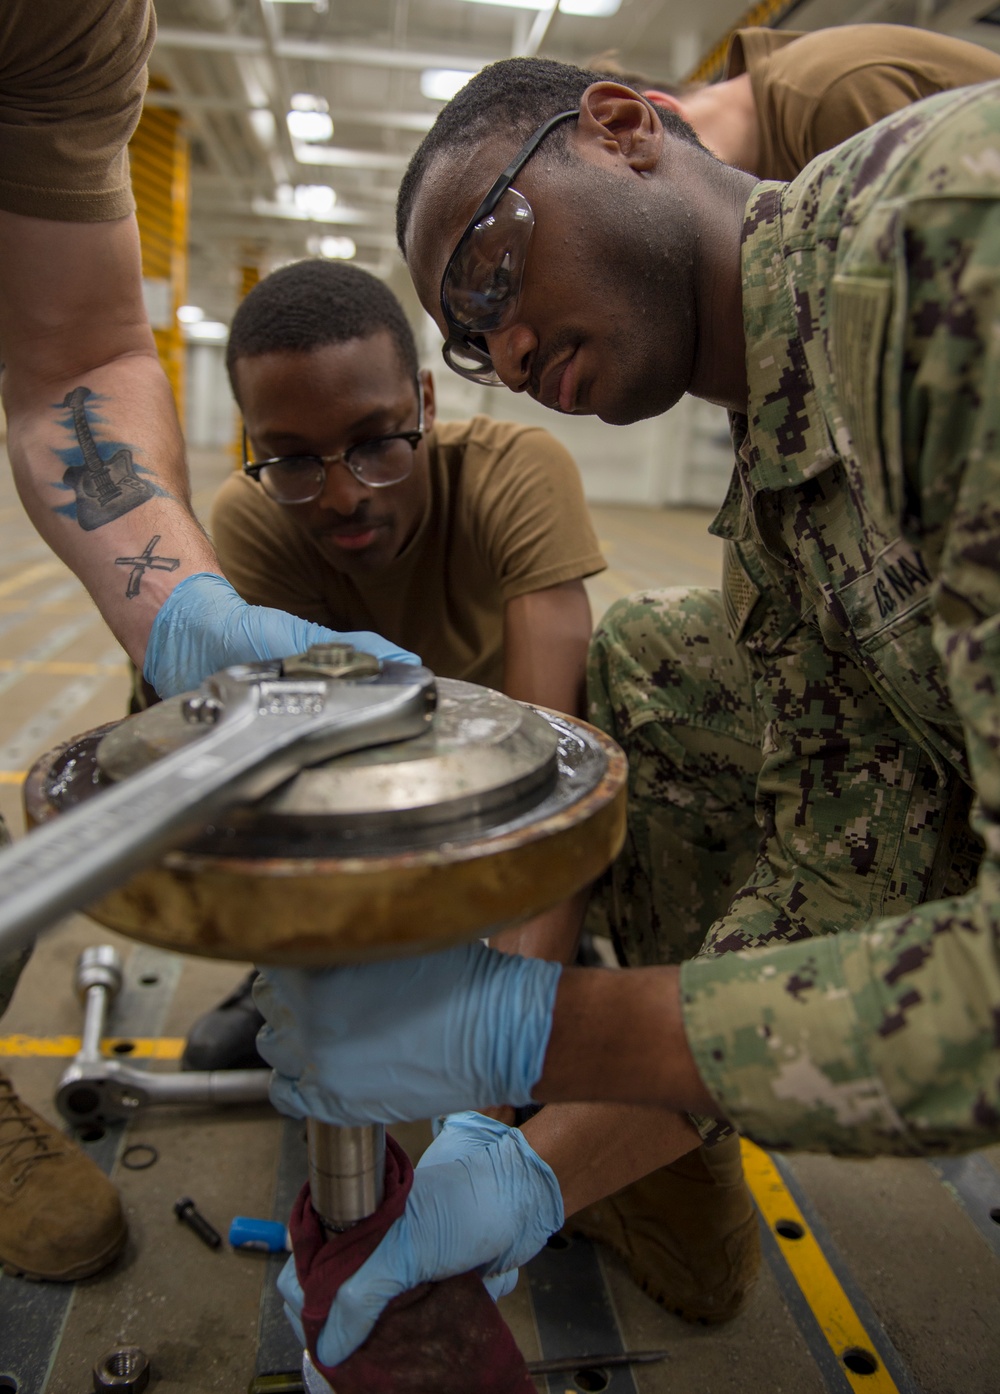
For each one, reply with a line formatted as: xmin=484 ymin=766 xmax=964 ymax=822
xmin=76 ymin=945 xmax=123 ymax=1065
xmin=0 ymin=659 xmax=435 ymax=959
xmin=56 ymin=1062 xmax=272 ymax=1126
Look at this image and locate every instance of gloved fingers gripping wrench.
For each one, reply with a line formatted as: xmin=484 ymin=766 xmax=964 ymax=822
xmin=0 ymin=647 xmax=436 ymax=959
xmin=56 ymin=944 xmax=271 ymax=1127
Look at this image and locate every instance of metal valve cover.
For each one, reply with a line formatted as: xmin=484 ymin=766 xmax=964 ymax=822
xmin=26 ymin=676 xmax=627 ymax=962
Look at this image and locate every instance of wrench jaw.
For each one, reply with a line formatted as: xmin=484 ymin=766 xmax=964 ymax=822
xmin=177 ymin=657 xmax=438 ymax=799
xmin=0 ymin=650 xmax=436 ymax=961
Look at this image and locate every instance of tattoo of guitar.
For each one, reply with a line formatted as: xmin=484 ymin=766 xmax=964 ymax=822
xmin=61 ymin=386 xmax=155 ymax=531
xmin=115 ymin=535 xmax=180 ymax=599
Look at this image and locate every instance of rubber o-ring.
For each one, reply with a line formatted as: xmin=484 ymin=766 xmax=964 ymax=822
xmin=121 ymin=1143 xmax=159 ymax=1170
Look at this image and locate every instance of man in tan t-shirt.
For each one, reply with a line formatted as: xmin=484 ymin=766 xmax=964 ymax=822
xmin=600 ymin=23 xmax=1000 ymax=179
xmin=183 ymin=257 xmax=605 ymax=1071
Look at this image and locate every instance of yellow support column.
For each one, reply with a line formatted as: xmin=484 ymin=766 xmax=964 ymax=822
xmin=685 ymin=0 xmax=803 ymax=85
xmin=239 ymin=262 xmax=261 ymax=302
xmin=129 ymin=86 xmax=190 ymax=416
xmin=230 ymin=259 xmax=262 ymax=466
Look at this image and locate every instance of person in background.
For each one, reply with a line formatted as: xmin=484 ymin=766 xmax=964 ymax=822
xmin=592 ymin=23 xmax=1000 ymax=178
xmin=181 ymin=258 xmax=604 ymax=1071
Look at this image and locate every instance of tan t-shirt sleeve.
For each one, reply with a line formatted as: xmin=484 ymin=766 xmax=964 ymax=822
xmin=728 ymin=25 xmax=1000 ymax=182
xmin=466 ymin=424 xmax=606 ymax=602
xmin=0 ymin=0 xmax=154 ymax=221
xmin=211 ymin=472 xmax=334 ymax=627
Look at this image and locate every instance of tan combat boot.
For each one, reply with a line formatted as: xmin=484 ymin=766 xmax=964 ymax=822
xmin=0 ymin=1070 xmax=127 ymax=1280
xmin=565 ymin=1134 xmax=760 ymax=1324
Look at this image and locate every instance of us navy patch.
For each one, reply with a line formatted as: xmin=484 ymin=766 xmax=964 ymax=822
xmin=838 ymin=537 xmax=933 ymax=638
xmin=871 ymin=545 xmax=932 ymax=619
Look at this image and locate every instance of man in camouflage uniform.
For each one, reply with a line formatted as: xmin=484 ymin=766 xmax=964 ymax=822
xmin=250 ymin=67 xmax=1000 ymax=1366
xmin=587 ymin=78 xmax=998 ymax=1143
xmin=574 ymin=77 xmax=997 ymax=1311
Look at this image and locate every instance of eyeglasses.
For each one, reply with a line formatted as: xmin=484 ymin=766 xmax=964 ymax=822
xmin=440 ymin=109 xmax=579 ymax=386
xmin=242 ymin=377 xmax=425 ymax=504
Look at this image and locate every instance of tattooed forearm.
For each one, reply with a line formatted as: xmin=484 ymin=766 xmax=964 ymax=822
xmin=55 ymin=386 xmax=157 ymax=530
xmin=115 ymin=536 xmax=180 ymax=599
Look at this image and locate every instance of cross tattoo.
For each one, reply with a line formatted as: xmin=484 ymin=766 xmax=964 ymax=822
xmin=115 ymin=535 xmax=180 ymax=599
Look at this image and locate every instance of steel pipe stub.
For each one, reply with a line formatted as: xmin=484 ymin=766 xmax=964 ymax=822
xmin=24 ymin=679 xmax=626 ymax=965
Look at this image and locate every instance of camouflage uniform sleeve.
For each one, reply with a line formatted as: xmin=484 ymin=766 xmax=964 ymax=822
xmin=679 ymin=194 xmax=1000 ymax=1159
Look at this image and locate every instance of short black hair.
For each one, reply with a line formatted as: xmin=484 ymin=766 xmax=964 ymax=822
xmin=226 ymin=259 xmax=418 ymax=398
xmin=396 ymin=56 xmax=699 ymax=255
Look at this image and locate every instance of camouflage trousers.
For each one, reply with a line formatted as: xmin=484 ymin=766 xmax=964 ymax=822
xmin=586 ymin=588 xmax=978 ymax=972
xmin=0 ymin=816 xmax=27 ymax=1019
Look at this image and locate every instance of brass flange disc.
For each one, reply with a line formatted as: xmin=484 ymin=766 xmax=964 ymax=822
xmin=24 ymin=688 xmax=626 ymax=966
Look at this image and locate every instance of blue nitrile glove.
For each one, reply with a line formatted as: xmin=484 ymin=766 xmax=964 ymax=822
xmin=277 ymin=1112 xmax=564 ymax=1366
xmin=144 ymin=572 xmax=420 ymax=698
xmin=255 ymin=942 xmax=562 ymax=1126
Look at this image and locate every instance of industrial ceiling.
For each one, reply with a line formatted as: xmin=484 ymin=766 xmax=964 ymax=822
xmin=147 ymin=0 xmax=1000 ymax=326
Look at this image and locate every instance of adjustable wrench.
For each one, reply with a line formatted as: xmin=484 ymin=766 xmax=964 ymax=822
xmin=56 ymin=944 xmax=270 ymax=1127
xmin=0 ymin=646 xmax=435 ymax=959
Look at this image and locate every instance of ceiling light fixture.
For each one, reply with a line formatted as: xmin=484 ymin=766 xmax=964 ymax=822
xmin=308 ymin=234 xmax=357 ymax=260
xmin=290 ymin=93 xmax=328 ymax=112
xmin=287 ymin=110 xmax=334 ymax=141
xmin=293 ymin=184 xmax=337 ymax=217
xmin=420 ymin=69 xmax=478 ymax=102
xmin=459 ymin=0 xmax=620 ymax=12
xmin=559 ymin=0 xmax=621 ymax=14
xmin=249 ymin=109 xmax=277 ymax=146
xmin=186 ymin=321 xmax=229 ymax=342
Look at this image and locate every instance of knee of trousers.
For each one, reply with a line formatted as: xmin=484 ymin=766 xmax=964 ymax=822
xmin=587 ymin=588 xmax=738 ymax=744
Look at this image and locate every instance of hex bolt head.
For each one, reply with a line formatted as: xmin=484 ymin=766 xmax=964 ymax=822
xmin=182 ymin=694 xmax=223 ymax=726
xmin=92 ymin=1346 xmax=150 ymax=1393
xmin=305 ymin=641 xmax=356 ymax=664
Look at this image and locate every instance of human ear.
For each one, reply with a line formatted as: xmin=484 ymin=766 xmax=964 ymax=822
xmin=643 ymin=89 xmax=685 ymax=118
xmin=420 ymin=369 xmax=437 ymax=431
xmin=576 ymin=81 xmax=663 ymax=172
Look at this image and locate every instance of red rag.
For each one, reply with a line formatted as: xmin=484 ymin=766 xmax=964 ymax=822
xmin=290 ymin=1133 xmax=536 ymax=1393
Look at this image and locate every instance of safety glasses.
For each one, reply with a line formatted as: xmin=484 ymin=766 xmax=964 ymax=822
xmin=242 ymin=377 xmax=425 ymax=504
xmin=439 ymin=109 xmax=578 ymax=386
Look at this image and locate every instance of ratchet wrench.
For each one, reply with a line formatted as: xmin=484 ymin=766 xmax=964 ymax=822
xmin=0 ymin=645 xmax=435 ymax=959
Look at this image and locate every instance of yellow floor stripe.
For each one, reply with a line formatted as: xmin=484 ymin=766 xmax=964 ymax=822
xmin=0 ymin=561 xmax=63 ymax=598
xmin=741 ymin=1139 xmax=899 ymax=1393
xmin=0 ymin=771 xmax=26 ymax=784
xmin=0 ymin=1034 xmax=184 ymax=1060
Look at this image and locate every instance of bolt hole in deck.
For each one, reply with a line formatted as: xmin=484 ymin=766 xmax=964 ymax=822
xmin=112 ymin=1039 xmax=136 ymax=1054
xmin=774 ymin=1218 xmax=806 ymax=1240
xmin=841 ymin=1346 xmax=879 ymax=1376
xmin=0 ymin=1377 xmax=18 ymax=1392
xmin=572 ymin=1368 xmax=610 ymax=1392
